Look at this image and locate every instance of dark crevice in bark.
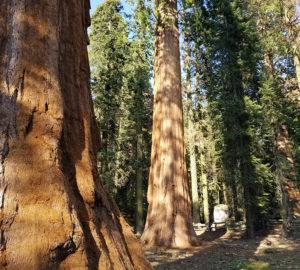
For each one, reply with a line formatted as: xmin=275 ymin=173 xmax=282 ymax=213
xmin=0 ymin=185 xmax=7 ymax=209
xmin=0 ymin=91 xmax=18 ymax=256
xmin=18 ymin=69 xmax=25 ymax=97
xmin=0 ymin=229 xmax=6 ymax=251
xmin=5 ymin=76 xmax=9 ymax=93
xmin=58 ymin=131 xmax=100 ymax=269
xmin=25 ymin=107 xmax=36 ymax=136
xmin=96 ymin=193 xmax=135 ymax=269
xmin=1 ymin=89 xmax=19 ymax=138
xmin=6 ymin=1 xmax=26 ymax=95
xmin=1 ymin=139 xmax=9 ymax=163
xmin=0 ymin=202 xmax=18 ymax=253
xmin=115 ymin=218 xmax=135 ymax=268
xmin=49 ymin=238 xmax=77 ymax=267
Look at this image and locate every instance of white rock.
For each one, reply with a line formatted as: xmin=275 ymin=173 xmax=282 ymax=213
xmin=214 ymin=204 xmax=229 ymax=223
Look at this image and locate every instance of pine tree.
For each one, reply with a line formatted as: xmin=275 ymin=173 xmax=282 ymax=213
xmin=250 ymin=0 xmax=300 ymax=234
xmin=89 ymin=0 xmax=153 ymax=228
xmin=89 ymin=0 xmax=129 ymax=192
xmin=197 ymin=0 xmax=262 ymax=237
xmin=128 ymin=0 xmax=154 ymax=234
xmin=182 ymin=2 xmax=201 ymax=223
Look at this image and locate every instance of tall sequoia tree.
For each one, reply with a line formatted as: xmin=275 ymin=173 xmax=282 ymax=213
xmin=141 ymin=0 xmax=198 ymax=247
xmin=0 ymin=1 xmax=152 ymax=269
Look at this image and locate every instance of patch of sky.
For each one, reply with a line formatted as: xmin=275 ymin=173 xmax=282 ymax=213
xmin=90 ymin=0 xmax=133 ymax=17
xmin=89 ymin=0 xmax=135 ymax=37
xmin=89 ymin=0 xmax=154 ymax=93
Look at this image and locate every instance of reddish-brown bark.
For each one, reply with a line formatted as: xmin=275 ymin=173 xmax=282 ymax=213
xmin=0 ymin=1 xmax=152 ymax=269
xmin=141 ymin=0 xmax=198 ymax=248
xmin=276 ymin=125 xmax=300 ymax=217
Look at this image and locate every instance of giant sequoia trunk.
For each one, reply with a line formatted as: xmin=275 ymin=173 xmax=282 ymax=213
xmin=276 ymin=125 xmax=300 ymax=217
xmin=0 ymin=1 xmax=152 ymax=269
xmin=141 ymin=0 xmax=198 ymax=248
xmin=264 ymin=55 xmax=300 ymax=219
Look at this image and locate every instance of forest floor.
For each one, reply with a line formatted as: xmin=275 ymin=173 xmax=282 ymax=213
xmin=144 ymin=226 xmax=300 ymax=270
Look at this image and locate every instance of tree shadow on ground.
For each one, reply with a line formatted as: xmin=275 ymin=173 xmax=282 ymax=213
xmin=198 ymin=228 xmax=227 ymax=241
xmin=145 ymin=228 xmax=300 ymax=270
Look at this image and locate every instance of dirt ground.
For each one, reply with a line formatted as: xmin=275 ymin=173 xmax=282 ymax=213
xmin=144 ymin=227 xmax=300 ymax=270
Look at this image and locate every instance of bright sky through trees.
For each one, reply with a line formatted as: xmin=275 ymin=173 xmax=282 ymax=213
xmin=90 ymin=0 xmax=132 ymax=15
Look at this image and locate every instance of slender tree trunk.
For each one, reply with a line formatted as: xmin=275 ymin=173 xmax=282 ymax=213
xmin=113 ymin=117 xmax=123 ymax=193
xmin=199 ymin=139 xmax=209 ymax=224
xmin=135 ymin=132 xmax=144 ymax=235
xmin=240 ymin=159 xmax=255 ymax=238
xmin=294 ymin=54 xmax=300 ymax=91
xmin=231 ymin=179 xmax=239 ymax=221
xmin=0 ymin=1 xmax=152 ymax=269
xmin=183 ymin=30 xmax=201 ymax=224
xmin=207 ymin=115 xmax=219 ymax=205
xmin=222 ymin=182 xmax=229 ymax=205
xmin=188 ymin=120 xmax=201 ymax=224
xmin=101 ymin=127 xmax=108 ymax=175
xmin=141 ymin=0 xmax=198 ymax=247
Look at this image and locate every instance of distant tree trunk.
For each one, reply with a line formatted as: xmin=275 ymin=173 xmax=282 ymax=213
xmin=141 ymin=0 xmax=198 ymax=247
xmin=231 ymin=178 xmax=239 ymax=221
xmin=274 ymin=124 xmax=300 ymax=237
xmin=282 ymin=0 xmax=300 ymax=103
xmin=208 ymin=121 xmax=220 ymax=205
xmin=222 ymin=182 xmax=229 ymax=205
xmin=113 ymin=116 xmax=123 ymax=193
xmin=294 ymin=54 xmax=300 ymax=91
xmin=135 ymin=132 xmax=144 ymax=235
xmin=101 ymin=126 xmax=109 ymax=175
xmin=199 ymin=138 xmax=209 ymax=223
xmin=188 ymin=120 xmax=201 ymax=224
xmin=0 ymin=1 xmax=152 ymax=269
xmin=264 ymin=54 xmax=300 ymax=235
xmin=184 ymin=33 xmax=201 ymax=224
xmin=276 ymin=125 xmax=300 ymax=216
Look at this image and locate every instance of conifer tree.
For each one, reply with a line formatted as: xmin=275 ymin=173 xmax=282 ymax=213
xmin=89 ymin=0 xmax=153 ymax=228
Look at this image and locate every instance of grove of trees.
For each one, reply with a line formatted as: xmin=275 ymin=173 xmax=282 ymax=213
xmin=0 ymin=0 xmax=299 ymax=268
xmin=89 ymin=0 xmax=300 ymax=243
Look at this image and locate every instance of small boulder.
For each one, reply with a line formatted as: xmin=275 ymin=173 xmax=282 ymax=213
xmin=214 ymin=204 xmax=229 ymax=223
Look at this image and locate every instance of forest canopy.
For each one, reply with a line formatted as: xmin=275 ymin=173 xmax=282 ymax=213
xmin=89 ymin=0 xmax=300 ymax=239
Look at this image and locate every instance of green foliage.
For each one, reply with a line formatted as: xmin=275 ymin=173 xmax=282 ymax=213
xmin=181 ymin=0 xmax=300 ymax=236
xmin=88 ymin=0 xmax=300 ymax=234
xmin=89 ymin=0 xmax=154 ymax=226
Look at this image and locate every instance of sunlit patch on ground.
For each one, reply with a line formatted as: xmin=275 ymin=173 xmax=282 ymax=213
xmin=144 ymin=227 xmax=300 ymax=270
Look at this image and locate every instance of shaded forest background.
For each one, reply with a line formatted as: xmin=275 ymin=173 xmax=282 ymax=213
xmin=88 ymin=0 xmax=300 ymax=237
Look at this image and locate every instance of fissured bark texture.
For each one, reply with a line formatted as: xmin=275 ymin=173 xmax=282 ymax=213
xmin=276 ymin=125 xmax=300 ymax=217
xmin=141 ymin=0 xmax=199 ymax=248
xmin=0 ymin=1 xmax=152 ymax=269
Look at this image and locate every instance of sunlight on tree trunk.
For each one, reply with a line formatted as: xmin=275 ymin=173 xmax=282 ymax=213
xmin=136 ymin=132 xmax=144 ymax=235
xmin=0 ymin=1 xmax=152 ymax=269
xmin=141 ymin=0 xmax=198 ymax=248
xmin=294 ymin=55 xmax=300 ymax=92
xmin=199 ymin=139 xmax=209 ymax=224
xmin=189 ymin=120 xmax=201 ymax=224
xmin=276 ymin=125 xmax=300 ymax=217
